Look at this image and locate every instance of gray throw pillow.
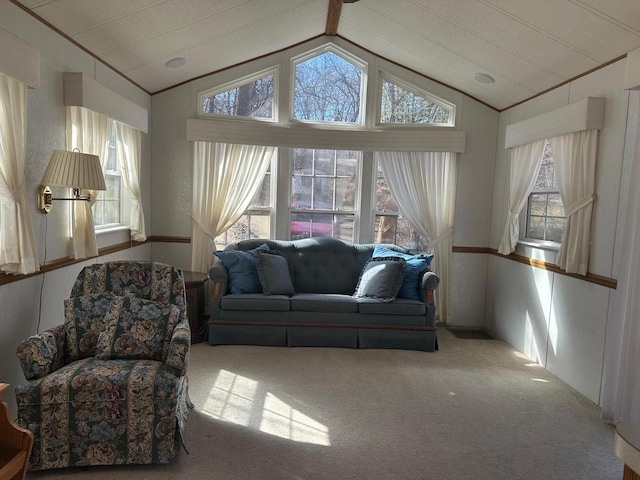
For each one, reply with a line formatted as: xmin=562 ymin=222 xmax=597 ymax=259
xmin=354 ymin=257 xmax=406 ymax=302
xmin=256 ymin=251 xmax=296 ymax=296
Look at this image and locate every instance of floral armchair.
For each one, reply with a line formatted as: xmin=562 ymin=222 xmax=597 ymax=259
xmin=14 ymin=261 xmax=192 ymax=471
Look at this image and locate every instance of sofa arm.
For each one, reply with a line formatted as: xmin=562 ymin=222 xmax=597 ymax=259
xmin=165 ymin=321 xmax=191 ymax=377
xmin=421 ymin=271 xmax=440 ymax=307
xmin=16 ymin=325 xmax=66 ymax=381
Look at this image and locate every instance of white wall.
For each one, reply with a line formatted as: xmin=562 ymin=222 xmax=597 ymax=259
xmin=485 ymin=59 xmax=633 ymax=404
xmin=0 ymin=0 xmax=153 ymax=412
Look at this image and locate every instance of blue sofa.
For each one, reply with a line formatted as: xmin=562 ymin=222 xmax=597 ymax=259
xmin=207 ymin=238 xmax=439 ymax=351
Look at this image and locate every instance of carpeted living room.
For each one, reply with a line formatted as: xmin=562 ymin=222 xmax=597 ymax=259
xmin=2 ymin=1 xmax=640 ymax=480
xmin=23 ymin=330 xmax=622 ymax=480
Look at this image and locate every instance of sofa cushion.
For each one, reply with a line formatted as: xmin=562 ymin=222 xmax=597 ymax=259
xmin=96 ymin=296 xmax=181 ymax=361
xmin=357 ymin=298 xmax=426 ymax=316
xmin=257 ymin=251 xmax=295 ymax=296
xmin=290 ymin=293 xmax=359 ymax=313
xmin=222 ymin=294 xmax=290 ymax=311
xmin=215 ymin=243 xmax=270 ymax=294
xmin=372 ymin=245 xmax=434 ymax=301
xmin=354 ymin=257 xmax=406 ymax=302
xmin=64 ymin=293 xmax=117 ymax=361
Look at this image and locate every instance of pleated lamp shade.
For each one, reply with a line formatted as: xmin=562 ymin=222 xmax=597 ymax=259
xmin=41 ymin=150 xmax=106 ymax=191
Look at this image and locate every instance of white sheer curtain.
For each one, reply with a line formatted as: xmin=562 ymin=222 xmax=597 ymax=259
xmin=66 ymin=106 xmax=110 ymax=259
xmin=116 ymin=122 xmax=146 ymax=241
xmin=498 ymin=140 xmax=546 ymax=255
xmin=191 ymin=141 xmax=275 ymax=273
xmin=601 ymin=109 xmax=640 ymax=423
xmin=550 ymin=130 xmax=597 ymax=275
xmin=0 ymin=73 xmax=38 ymax=274
xmin=376 ymin=151 xmax=457 ymax=324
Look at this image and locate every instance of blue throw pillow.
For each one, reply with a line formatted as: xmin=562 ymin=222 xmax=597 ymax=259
xmin=214 ymin=243 xmax=270 ymax=294
xmin=372 ymin=245 xmax=434 ymax=301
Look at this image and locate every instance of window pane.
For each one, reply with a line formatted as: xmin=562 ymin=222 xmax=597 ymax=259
xmin=215 ymin=212 xmax=270 ymax=246
xmin=312 ymin=177 xmax=335 ymax=209
xmin=375 ymin=165 xmax=398 ymax=212
xmin=380 ymin=79 xmax=451 ymax=125
xmin=375 ymin=215 xmax=429 ymax=251
xmin=527 ymin=216 xmax=545 ymax=240
xmin=290 ymin=213 xmax=353 ymax=242
xmin=529 ymin=194 xmax=548 ymax=216
xmin=94 ymin=173 xmax=120 ymax=226
xmin=336 ymin=151 xmax=357 ymax=176
xmin=547 ymin=193 xmax=564 ymax=218
xmin=335 ymin=177 xmax=355 ymax=210
xmin=545 ymin=218 xmax=566 ymax=243
xmin=375 ymin=215 xmax=398 ymax=244
xmin=535 ymin=140 xmax=556 ymax=189
xmin=202 ymin=73 xmax=274 ymax=119
xmin=292 ymin=148 xmax=358 ymax=212
xmin=315 ymin=150 xmax=335 ymax=175
xmin=333 ymin=215 xmax=354 ymax=241
xmin=292 ymin=176 xmax=312 ymax=209
xmin=294 ymin=51 xmax=362 ymax=123
xmin=293 ymin=148 xmax=313 ymax=175
xmin=249 ymin=169 xmax=270 ymax=208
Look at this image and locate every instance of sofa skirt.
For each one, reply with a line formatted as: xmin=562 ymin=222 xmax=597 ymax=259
xmin=208 ymin=323 xmax=438 ymax=352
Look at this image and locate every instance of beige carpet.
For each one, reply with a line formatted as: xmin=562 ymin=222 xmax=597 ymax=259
xmin=29 ymin=329 xmax=622 ymax=479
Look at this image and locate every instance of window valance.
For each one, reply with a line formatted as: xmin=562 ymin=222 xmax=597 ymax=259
xmin=505 ymin=97 xmax=604 ymax=149
xmin=0 ymin=27 xmax=39 ymax=88
xmin=186 ymin=118 xmax=466 ymax=153
xmin=64 ymin=73 xmax=148 ymax=133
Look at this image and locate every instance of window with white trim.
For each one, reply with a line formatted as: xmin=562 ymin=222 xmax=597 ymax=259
xmin=525 ymin=139 xmax=565 ymax=243
xmin=292 ymin=46 xmax=366 ymax=124
xmin=203 ymin=42 xmax=456 ymax=249
xmin=379 ymin=74 xmax=454 ymax=126
xmin=199 ymin=68 xmax=276 ymax=121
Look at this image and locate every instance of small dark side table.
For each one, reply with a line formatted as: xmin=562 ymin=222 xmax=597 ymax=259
xmin=182 ymin=270 xmax=209 ymax=344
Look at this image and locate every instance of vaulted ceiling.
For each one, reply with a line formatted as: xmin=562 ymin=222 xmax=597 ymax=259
xmin=12 ymin=0 xmax=640 ymax=110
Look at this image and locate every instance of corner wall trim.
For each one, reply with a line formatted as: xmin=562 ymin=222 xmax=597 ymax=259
xmin=453 ymin=246 xmax=617 ymax=289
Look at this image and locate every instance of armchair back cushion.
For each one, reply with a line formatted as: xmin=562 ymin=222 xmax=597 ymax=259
xmin=63 ymin=293 xmax=116 ymax=361
xmin=95 ymin=297 xmax=181 ymax=361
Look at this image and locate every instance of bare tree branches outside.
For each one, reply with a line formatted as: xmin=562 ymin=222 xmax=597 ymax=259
xmin=202 ymin=74 xmax=274 ymax=119
xmin=294 ymin=51 xmax=362 ymax=123
xmin=380 ymin=79 xmax=450 ymax=125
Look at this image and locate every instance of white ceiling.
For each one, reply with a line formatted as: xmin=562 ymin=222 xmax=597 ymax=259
xmin=14 ymin=0 xmax=640 ymax=110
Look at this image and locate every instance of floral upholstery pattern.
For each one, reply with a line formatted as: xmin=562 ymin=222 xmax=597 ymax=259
xmin=15 ymin=261 xmax=191 ymax=471
xmin=64 ymin=293 xmax=117 ymax=361
xmin=96 ymin=297 xmax=181 ymax=361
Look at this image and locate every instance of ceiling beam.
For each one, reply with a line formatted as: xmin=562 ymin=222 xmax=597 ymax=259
xmin=325 ymin=0 xmax=343 ymax=36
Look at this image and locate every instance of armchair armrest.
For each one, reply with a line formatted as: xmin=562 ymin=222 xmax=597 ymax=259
xmin=165 ymin=321 xmax=190 ymax=377
xmin=16 ymin=325 xmax=66 ymax=381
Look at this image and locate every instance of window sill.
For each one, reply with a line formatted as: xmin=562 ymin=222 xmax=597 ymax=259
xmin=96 ymin=225 xmax=129 ymax=235
xmin=518 ymin=239 xmax=561 ymax=252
